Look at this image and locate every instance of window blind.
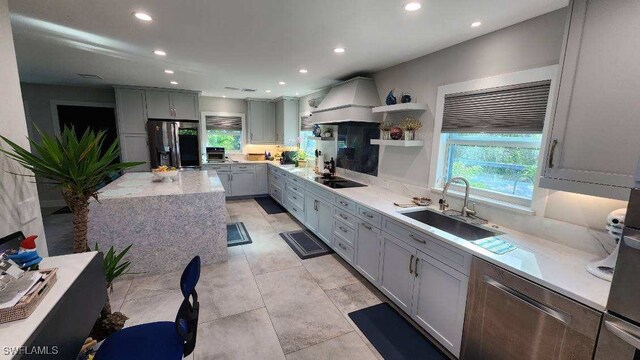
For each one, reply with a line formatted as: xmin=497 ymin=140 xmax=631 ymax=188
xmin=205 ymin=116 xmax=242 ymax=131
xmin=301 ymin=116 xmax=314 ymax=131
xmin=442 ymin=80 xmax=551 ymax=133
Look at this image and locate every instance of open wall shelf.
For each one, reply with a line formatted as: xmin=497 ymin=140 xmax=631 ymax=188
xmin=370 ymin=139 xmax=424 ymax=147
xmin=372 ymin=103 xmax=428 ymax=113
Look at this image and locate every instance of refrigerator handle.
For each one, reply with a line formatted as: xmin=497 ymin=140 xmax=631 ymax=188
xmin=605 ymin=320 xmax=640 ymax=350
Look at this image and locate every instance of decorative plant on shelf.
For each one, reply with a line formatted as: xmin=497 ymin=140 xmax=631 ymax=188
xmin=379 ymin=120 xmax=393 ymax=140
xmin=0 ymin=126 xmax=144 ymax=253
xmin=400 ymin=117 xmax=423 ymax=140
xmin=90 ymin=243 xmax=133 ymax=341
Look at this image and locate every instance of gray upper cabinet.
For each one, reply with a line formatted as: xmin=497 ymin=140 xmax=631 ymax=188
xmin=115 ymin=88 xmax=147 ymax=134
xmin=540 ymin=0 xmax=640 ymax=200
xmin=145 ymin=90 xmax=173 ymax=119
xmin=275 ymin=98 xmax=299 ymax=145
xmin=247 ymin=100 xmax=276 ymax=144
xmin=146 ymin=90 xmax=199 ymax=121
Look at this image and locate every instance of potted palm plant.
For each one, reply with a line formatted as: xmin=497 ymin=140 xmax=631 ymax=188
xmin=0 ymin=126 xmax=143 ymax=253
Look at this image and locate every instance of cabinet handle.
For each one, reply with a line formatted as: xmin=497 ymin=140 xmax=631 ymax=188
xmin=339 ymin=201 xmax=348 ymax=207
xmin=292 ymin=196 xmax=297 ymax=200
xmin=362 ymin=223 xmax=372 ymax=230
xmin=338 ymin=243 xmax=347 ymax=250
xmin=292 ymin=207 xmax=297 ymax=212
xmin=339 ymin=213 xmax=348 ymax=220
xmin=314 ymin=199 xmax=318 ymax=211
xmin=339 ymin=226 xmax=348 ymax=233
xmin=409 ymin=254 xmax=414 ymax=274
xmin=414 ymin=257 xmax=419 ymax=277
xmin=605 ymin=320 xmax=640 ymax=350
xmin=409 ymin=234 xmax=426 ymax=244
xmin=363 ymin=211 xmax=374 ymax=218
xmin=548 ymin=139 xmax=558 ymax=169
xmin=484 ymin=276 xmax=571 ymax=325
xmin=230 ymin=173 xmax=233 ymax=181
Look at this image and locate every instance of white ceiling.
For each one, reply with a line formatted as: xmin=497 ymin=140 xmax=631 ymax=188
xmin=9 ymin=0 xmax=568 ymax=99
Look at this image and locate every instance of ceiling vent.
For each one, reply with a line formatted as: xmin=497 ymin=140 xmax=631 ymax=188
xmin=77 ymin=73 xmax=104 ymax=80
xmin=224 ymin=86 xmax=240 ymax=91
xmin=241 ymin=88 xmax=257 ymax=92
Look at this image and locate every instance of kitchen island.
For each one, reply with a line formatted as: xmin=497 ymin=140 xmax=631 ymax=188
xmin=87 ymin=170 xmax=227 ymax=273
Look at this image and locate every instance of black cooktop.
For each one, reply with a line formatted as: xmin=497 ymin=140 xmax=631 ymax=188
xmin=314 ymin=176 xmax=367 ymax=189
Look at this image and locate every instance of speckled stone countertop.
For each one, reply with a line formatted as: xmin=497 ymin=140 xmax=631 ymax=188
xmin=268 ymin=163 xmax=611 ymax=311
xmin=95 ymin=171 xmax=225 ymax=200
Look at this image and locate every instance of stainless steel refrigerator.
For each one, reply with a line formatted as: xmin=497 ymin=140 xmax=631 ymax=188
xmin=147 ymin=120 xmax=200 ymax=169
xmin=595 ymin=188 xmax=640 ymax=359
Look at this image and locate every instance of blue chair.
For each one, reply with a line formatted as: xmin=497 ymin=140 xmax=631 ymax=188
xmin=95 ymin=256 xmax=201 ymax=360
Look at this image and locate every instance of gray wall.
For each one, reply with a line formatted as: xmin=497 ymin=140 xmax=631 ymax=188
xmin=20 ymin=83 xmax=116 ymax=206
xmin=371 ymin=8 xmax=628 ymax=230
xmin=0 ymin=0 xmax=48 ymax=254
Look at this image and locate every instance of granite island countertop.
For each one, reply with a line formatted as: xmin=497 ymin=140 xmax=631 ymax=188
xmin=95 ymin=170 xmax=225 ymax=200
xmin=267 ymin=163 xmax=611 ymax=311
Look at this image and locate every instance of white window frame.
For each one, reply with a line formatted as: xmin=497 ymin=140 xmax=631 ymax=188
xmin=429 ymin=65 xmax=559 ymax=215
xmin=199 ymin=111 xmax=245 ymax=158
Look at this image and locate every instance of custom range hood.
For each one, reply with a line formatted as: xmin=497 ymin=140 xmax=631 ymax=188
xmin=310 ymin=77 xmax=382 ymax=124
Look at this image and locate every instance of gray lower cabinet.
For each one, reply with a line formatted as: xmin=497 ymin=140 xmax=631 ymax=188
xmin=380 ymin=233 xmax=417 ymax=314
xmin=412 ymin=251 xmax=468 ymax=357
xmin=305 ymin=192 xmax=333 ymax=246
xmin=218 ymin=171 xmax=231 ymax=195
xmin=355 ymin=221 xmax=381 ymax=284
xmin=256 ymin=164 xmax=268 ymax=194
xmin=230 ymin=171 xmax=256 ymax=196
xmin=270 ymin=184 xmax=283 ymax=204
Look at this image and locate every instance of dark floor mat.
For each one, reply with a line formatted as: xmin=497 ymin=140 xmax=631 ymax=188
xmin=280 ymin=230 xmax=331 ymax=259
xmin=52 ymin=206 xmax=72 ymax=215
xmin=227 ymin=222 xmax=252 ymax=247
xmin=349 ymin=303 xmax=448 ymax=360
xmin=255 ymin=196 xmax=287 ymax=214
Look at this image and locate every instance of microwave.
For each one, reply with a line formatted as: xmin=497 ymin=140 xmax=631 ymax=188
xmin=206 ymin=147 xmax=225 ymax=163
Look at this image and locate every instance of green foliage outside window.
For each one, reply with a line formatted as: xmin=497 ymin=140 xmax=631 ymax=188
xmin=207 ymin=130 xmax=241 ymax=151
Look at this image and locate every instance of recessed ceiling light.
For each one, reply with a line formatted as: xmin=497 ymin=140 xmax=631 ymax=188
xmin=222 ymin=95 xmax=226 ymax=98
xmin=170 ymin=81 xmax=178 ymax=85
xmin=133 ymin=12 xmax=153 ymax=21
xmin=164 ymin=69 xmax=174 ymax=74
xmin=278 ymin=81 xmax=286 ymax=85
xmin=295 ymin=92 xmax=299 ymax=96
xmin=334 ymin=47 xmax=345 ymax=54
xmin=471 ymin=21 xmax=482 ymax=27
xmin=265 ymin=90 xmax=272 ymax=93
xmin=403 ymin=2 xmax=421 ymax=11
xmin=299 ymin=69 xmax=308 ymax=74
xmin=154 ymin=50 xmax=166 ymax=56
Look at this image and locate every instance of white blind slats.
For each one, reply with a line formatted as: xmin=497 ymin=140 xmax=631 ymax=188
xmin=442 ymin=80 xmax=551 ymax=133
xmin=206 ymin=116 xmax=242 ymax=131
xmin=301 ymin=116 xmax=314 ymax=131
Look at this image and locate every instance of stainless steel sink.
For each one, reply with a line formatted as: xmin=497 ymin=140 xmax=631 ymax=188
xmin=400 ymin=209 xmax=500 ymax=241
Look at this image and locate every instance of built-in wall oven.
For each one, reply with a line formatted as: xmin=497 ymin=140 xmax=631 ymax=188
xmin=594 ymin=188 xmax=640 ymax=359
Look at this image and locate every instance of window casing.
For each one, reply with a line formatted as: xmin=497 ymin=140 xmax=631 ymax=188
xmin=204 ymin=115 xmax=242 ymax=153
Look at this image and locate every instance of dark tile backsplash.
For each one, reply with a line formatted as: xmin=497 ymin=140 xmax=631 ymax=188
xmin=336 ymin=122 xmax=379 ymax=176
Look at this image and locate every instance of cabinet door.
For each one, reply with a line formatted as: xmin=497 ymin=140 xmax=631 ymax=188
xmin=316 ymin=200 xmax=333 ymax=246
xmin=171 ymin=93 xmax=199 ymax=120
xmin=218 ymin=172 xmax=231 ymax=196
xmin=270 ymin=184 xmax=283 ymax=204
xmin=541 ymin=0 xmax=640 ymax=199
xmin=263 ymin=101 xmax=276 ymax=143
xmin=115 ymin=88 xmax=147 ymax=134
xmin=275 ymin=100 xmax=284 ymax=144
xmin=380 ymin=234 xmax=416 ymax=313
xmin=120 ymin=134 xmax=150 ymax=172
xmin=230 ymin=171 xmax=256 ymax=196
xmin=248 ymin=101 xmax=265 ymax=143
xmin=255 ymin=164 xmax=269 ymax=194
xmin=356 ymin=222 xmax=381 ymax=284
xmin=305 ymin=193 xmax=319 ymax=233
xmin=283 ymin=99 xmax=299 ymax=146
xmin=145 ymin=91 xmax=173 ymax=119
xmin=411 ymin=251 xmax=468 ymax=357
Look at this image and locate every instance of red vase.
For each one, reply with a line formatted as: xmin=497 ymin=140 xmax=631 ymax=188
xmin=390 ymin=126 xmax=403 ymax=140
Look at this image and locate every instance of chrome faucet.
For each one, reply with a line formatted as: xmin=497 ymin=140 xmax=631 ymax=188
xmin=439 ymin=177 xmax=476 ymax=217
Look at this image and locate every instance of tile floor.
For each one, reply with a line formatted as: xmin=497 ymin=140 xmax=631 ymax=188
xmin=107 ymin=198 xmax=389 ymax=359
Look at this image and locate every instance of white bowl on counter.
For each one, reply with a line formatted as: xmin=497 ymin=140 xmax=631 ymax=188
xmin=152 ymin=170 xmax=179 ymax=181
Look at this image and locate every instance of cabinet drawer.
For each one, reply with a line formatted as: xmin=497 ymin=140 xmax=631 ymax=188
xmin=334 ymin=208 xmax=357 ymax=228
xmin=287 ymin=192 xmax=305 ymax=209
xmin=270 ymin=184 xmax=283 ymax=204
xmin=286 ymin=182 xmax=305 ymax=198
xmin=333 ymin=219 xmax=355 ymax=246
xmin=306 ymin=182 xmax=333 ymax=200
xmin=288 ymin=175 xmax=305 ymax=187
xmin=335 ymin=195 xmax=356 ymax=213
xmin=204 ymin=164 xmax=231 ymax=171
xmin=334 ymin=235 xmax=355 ymax=264
xmin=288 ymin=201 xmax=305 ymax=222
xmin=357 ymin=205 xmax=382 ymax=228
xmin=383 ymin=217 xmax=471 ymax=275
xmin=233 ymin=164 xmax=255 ymax=171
